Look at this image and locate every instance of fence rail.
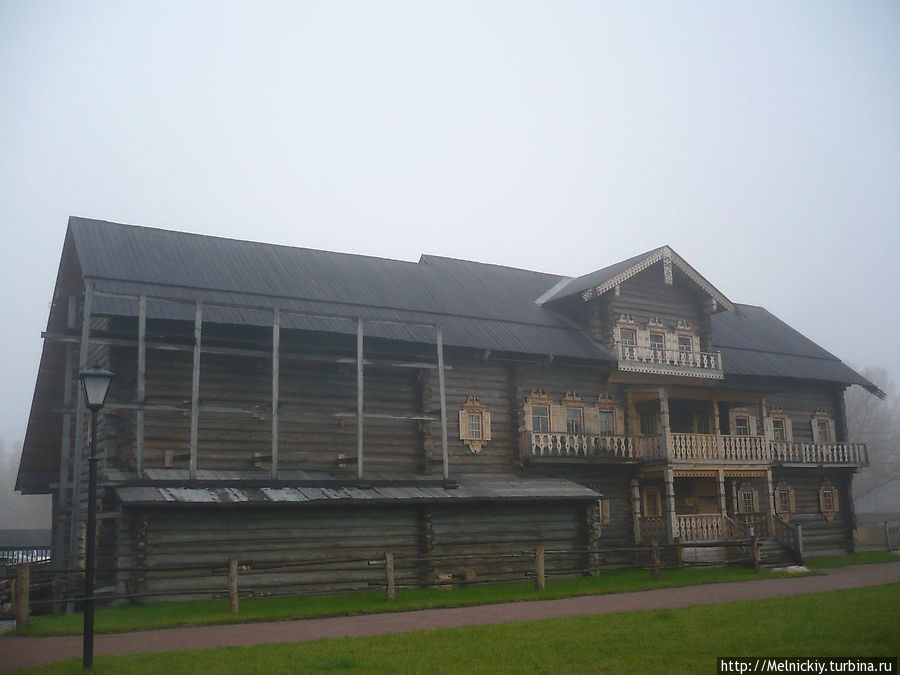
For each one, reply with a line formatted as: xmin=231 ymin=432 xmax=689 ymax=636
xmin=2 ymin=537 xmax=786 ymax=624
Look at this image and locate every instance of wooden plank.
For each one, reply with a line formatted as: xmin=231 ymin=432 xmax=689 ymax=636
xmin=190 ymin=301 xmax=202 ymax=479
xmin=436 ymin=324 xmax=449 ymax=481
xmin=136 ymin=295 xmax=147 ymax=476
xmin=271 ymin=308 xmax=280 ymax=479
xmin=357 ymin=317 xmax=364 ymax=481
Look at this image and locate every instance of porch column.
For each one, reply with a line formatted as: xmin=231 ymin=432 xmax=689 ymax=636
xmin=659 ymin=387 xmax=671 ymax=459
xmin=717 ymin=469 xmax=726 ymax=516
xmin=631 ymin=478 xmax=642 ymax=544
xmin=712 ymin=397 xmax=721 ymax=435
xmin=665 ymin=468 xmax=676 ymax=543
xmin=765 ymin=468 xmax=775 ymax=516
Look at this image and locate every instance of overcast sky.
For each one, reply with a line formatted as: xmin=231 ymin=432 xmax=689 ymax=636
xmin=1 ymin=1 xmax=898 ymax=467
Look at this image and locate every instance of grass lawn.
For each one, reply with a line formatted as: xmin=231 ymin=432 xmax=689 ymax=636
xmin=18 ymin=584 xmax=900 ymax=674
xmin=11 ymin=566 xmax=805 ymax=637
xmin=805 ymin=550 xmax=900 ymax=569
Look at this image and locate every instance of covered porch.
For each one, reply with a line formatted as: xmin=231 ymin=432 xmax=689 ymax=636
xmin=633 ymin=469 xmax=785 ymax=544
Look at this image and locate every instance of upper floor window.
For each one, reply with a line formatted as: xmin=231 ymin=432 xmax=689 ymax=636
xmin=598 ymin=410 xmax=614 ymax=434
xmin=640 ymin=412 xmax=658 ymax=436
xmin=566 ymin=407 xmax=584 ymax=434
xmin=532 ymin=405 xmax=550 ymax=433
xmin=649 ymin=332 xmax=664 ymax=353
xmin=811 ymin=410 xmax=836 ymax=445
xmin=734 ymin=415 xmax=751 ymax=436
xmin=678 ymin=336 xmax=693 ymax=354
xmin=459 ymin=395 xmax=491 ymax=454
xmin=620 ymin=328 xmax=637 ymax=346
xmin=772 ymin=418 xmax=787 ymax=441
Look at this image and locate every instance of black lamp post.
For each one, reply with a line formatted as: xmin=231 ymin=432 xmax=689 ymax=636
xmin=79 ymin=364 xmax=114 ymax=670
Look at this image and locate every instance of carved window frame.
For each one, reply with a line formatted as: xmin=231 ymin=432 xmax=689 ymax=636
xmin=767 ymin=407 xmax=793 ymax=442
xmin=729 ymin=406 xmax=758 ymax=437
xmin=735 ymin=482 xmax=760 ymax=515
xmin=562 ymin=392 xmax=586 ymax=435
xmin=523 ymin=390 xmax=552 ymax=433
xmin=774 ymin=480 xmax=795 ymax=521
xmin=811 ymin=409 xmax=836 ymax=445
xmin=819 ymin=480 xmax=840 ymax=522
xmin=642 ymin=484 xmax=663 ymax=517
xmin=459 ymin=395 xmax=491 ymax=454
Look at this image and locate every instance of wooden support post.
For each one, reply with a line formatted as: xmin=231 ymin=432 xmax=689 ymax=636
xmin=228 ymin=558 xmax=239 ymax=613
xmin=190 ymin=301 xmax=202 ymax=479
xmin=15 ymin=563 xmax=29 ymax=627
xmin=435 ymin=325 xmax=449 ymax=481
xmin=796 ymin=524 xmax=805 ymax=563
xmin=659 ymin=387 xmax=671 ymax=460
xmin=631 ymin=478 xmax=642 ymax=544
xmin=650 ymin=539 xmax=661 ymax=581
xmin=384 ymin=552 xmax=395 ymax=601
xmin=751 ymin=533 xmax=761 ymax=572
xmin=68 ymin=283 xmax=93 ymax=575
xmin=712 ymin=396 xmax=721 ymax=435
xmin=271 ymin=308 xmax=280 ymax=479
xmin=356 ymin=317 xmax=364 ymax=481
xmin=534 ymin=545 xmax=546 ymax=591
xmin=665 ymin=467 xmax=676 ymax=543
xmin=673 ymin=537 xmax=684 ymax=568
xmin=885 ymin=521 xmax=891 ymax=552
xmin=717 ymin=469 xmax=727 ymax=516
xmin=136 ymin=295 xmax=146 ymax=476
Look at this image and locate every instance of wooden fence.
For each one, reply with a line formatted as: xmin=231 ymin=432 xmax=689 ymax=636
xmin=1 ymin=537 xmax=773 ymax=625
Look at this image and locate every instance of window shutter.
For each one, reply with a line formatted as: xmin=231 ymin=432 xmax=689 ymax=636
xmin=550 ymin=405 xmax=566 ymax=433
xmin=827 ymin=419 xmax=836 ymax=444
xmin=784 ymin=418 xmax=794 ymax=442
xmin=523 ymin=403 xmax=532 ymax=431
xmin=614 ymin=408 xmax=625 ymax=435
xmin=788 ymin=487 xmax=796 ymax=513
xmin=584 ymin=407 xmax=601 ymax=434
xmin=811 ymin=419 xmax=820 ymax=444
xmin=458 ymin=410 xmax=468 ymax=440
xmin=751 ymin=489 xmax=759 ymax=513
xmin=832 ymin=487 xmax=839 ymax=512
xmin=818 ymin=486 xmax=826 ymax=513
xmin=749 ymin=415 xmax=758 ymax=436
xmin=482 ymin=411 xmax=492 ymax=441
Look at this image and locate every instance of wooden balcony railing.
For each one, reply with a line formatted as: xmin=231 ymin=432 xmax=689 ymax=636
xmin=529 ymin=433 xmax=868 ymax=467
xmin=770 ymin=442 xmax=869 ymax=466
xmin=529 ymin=432 xmax=662 ymax=460
xmin=669 ymin=433 xmax=769 ymax=462
xmin=616 ymin=343 xmax=724 ymax=379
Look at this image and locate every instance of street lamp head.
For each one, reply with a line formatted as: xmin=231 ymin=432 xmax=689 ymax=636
xmin=79 ymin=364 xmax=114 ymax=410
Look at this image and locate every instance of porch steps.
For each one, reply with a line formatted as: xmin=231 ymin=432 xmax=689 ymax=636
xmin=759 ymin=537 xmax=800 ymax=567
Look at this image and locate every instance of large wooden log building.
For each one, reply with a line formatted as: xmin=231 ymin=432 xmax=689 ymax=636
xmin=17 ymin=217 xmax=883 ymax=600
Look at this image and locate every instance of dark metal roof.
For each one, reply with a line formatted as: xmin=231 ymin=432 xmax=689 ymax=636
xmin=0 ymin=529 xmax=51 ymax=548
xmin=71 ymin=217 xmax=613 ymax=362
xmin=714 ymin=305 xmax=881 ymax=394
xmin=114 ymin=476 xmax=598 ymax=507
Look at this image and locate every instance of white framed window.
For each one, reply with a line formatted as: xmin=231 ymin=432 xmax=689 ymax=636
xmin=620 ymin=328 xmax=637 ymax=347
xmin=597 ymin=410 xmax=614 ymax=434
xmin=772 ymin=418 xmax=787 ymax=441
xmin=811 ymin=410 xmax=836 ymax=445
xmin=734 ymin=415 xmax=751 ymax=436
xmin=729 ymin=406 xmax=758 ymax=436
xmin=532 ymin=404 xmax=550 ymax=433
xmin=678 ymin=335 xmax=693 ymax=354
xmin=566 ymin=407 xmax=584 ymax=434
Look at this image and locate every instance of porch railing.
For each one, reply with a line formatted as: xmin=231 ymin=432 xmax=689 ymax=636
xmin=639 ymin=516 xmax=667 ymax=542
xmin=770 ymin=442 xmax=869 ymax=466
xmin=675 ymin=514 xmax=725 ymax=542
xmin=769 ymin=514 xmax=802 ymax=560
xmin=529 ymin=433 xmax=662 ymax=460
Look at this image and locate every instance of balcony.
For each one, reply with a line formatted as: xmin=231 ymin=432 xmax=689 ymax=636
xmin=616 ymin=343 xmax=724 ymax=379
xmin=529 ymin=432 xmax=663 ymax=461
xmin=527 ymin=432 xmax=868 ymax=467
xmin=771 ymin=441 xmax=869 ymax=467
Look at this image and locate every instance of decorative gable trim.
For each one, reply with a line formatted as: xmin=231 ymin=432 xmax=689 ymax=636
xmin=579 ymin=246 xmax=737 ymax=314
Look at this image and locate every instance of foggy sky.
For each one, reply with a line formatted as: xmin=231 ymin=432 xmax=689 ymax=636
xmin=1 ymin=0 xmax=898 ymax=467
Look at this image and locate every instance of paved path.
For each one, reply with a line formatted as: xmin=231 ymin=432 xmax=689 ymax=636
xmin=3 ymin=562 xmax=900 ymax=672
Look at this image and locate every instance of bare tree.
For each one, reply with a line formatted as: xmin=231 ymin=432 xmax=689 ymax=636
xmin=846 ymin=368 xmax=900 ymax=513
xmin=0 ymin=438 xmax=52 ymax=529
